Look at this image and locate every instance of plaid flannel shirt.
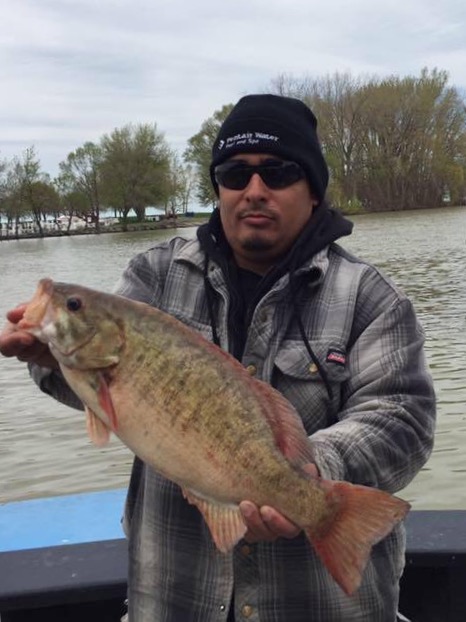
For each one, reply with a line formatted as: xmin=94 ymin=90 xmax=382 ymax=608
xmin=32 ymin=233 xmax=436 ymax=622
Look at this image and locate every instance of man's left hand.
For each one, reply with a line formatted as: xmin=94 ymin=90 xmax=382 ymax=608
xmin=240 ymin=502 xmax=301 ymax=542
xmin=239 ymin=463 xmax=319 ymax=543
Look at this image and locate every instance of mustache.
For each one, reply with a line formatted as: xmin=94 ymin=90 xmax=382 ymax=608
xmin=238 ymin=204 xmax=276 ymax=219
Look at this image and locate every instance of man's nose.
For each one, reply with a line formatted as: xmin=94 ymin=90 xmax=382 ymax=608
xmin=244 ymin=172 xmax=269 ymax=200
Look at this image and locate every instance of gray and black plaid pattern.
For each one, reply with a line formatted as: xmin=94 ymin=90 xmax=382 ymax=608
xmin=31 ymin=234 xmax=436 ymax=621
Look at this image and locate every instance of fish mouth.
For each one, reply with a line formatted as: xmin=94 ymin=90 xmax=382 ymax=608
xmin=18 ymin=277 xmax=98 ymax=359
xmin=18 ymin=278 xmax=55 ymax=332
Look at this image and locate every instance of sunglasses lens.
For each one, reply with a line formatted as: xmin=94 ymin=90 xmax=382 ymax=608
xmin=215 ymin=161 xmax=304 ymax=190
xmin=215 ymin=168 xmax=252 ymax=190
xmin=261 ymin=163 xmax=304 ymax=189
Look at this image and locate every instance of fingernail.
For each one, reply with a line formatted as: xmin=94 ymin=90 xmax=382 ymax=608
xmin=260 ymin=507 xmax=273 ymax=522
xmin=241 ymin=503 xmax=253 ymax=518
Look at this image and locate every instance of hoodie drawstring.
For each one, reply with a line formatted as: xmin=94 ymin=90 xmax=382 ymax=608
xmin=203 ymin=255 xmax=221 ymax=348
xmin=203 ymin=255 xmax=333 ymax=402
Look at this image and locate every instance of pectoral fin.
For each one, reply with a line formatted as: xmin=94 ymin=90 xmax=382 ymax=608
xmin=183 ymin=489 xmax=247 ymax=552
xmin=95 ymin=372 xmax=118 ymax=431
xmin=60 ymin=366 xmax=118 ymax=433
xmin=86 ymin=407 xmax=111 ymax=447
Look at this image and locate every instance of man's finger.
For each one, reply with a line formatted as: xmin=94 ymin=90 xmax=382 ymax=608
xmin=0 ymin=330 xmax=34 ymax=357
xmin=260 ymin=506 xmax=301 ymax=539
xmin=303 ymin=463 xmax=319 ymax=478
xmin=6 ymin=304 xmax=28 ymax=324
xmin=240 ymin=501 xmax=277 ymax=542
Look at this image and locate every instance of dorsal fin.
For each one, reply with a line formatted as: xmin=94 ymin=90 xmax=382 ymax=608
xmin=254 ymin=379 xmax=315 ymax=469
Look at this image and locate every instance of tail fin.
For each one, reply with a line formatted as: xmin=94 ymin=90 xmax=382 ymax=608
xmin=305 ymin=480 xmax=410 ymax=596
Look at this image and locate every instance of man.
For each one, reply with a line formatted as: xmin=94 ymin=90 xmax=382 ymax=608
xmin=0 ymin=94 xmax=436 ymax=621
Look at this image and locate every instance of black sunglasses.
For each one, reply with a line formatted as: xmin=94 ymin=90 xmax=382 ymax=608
xmin=214 ymin=159 xmax=305 ymax=191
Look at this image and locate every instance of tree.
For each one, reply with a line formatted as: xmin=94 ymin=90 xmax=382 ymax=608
xmin=0 ymin=157 xmax=8 ymax=233
xmin=27 ymin=180 xmax=61 ymax=230
xmin=163 ymin=154 xmax=196 ymax=218
xmin=99 ymin=123 xmax=171 ymax=229
xmin=0 ymin=147 xmax=57 ymax=236
xmin=177 ymin=163 xmax=197 ymax=214
xmin=54 ymin=182 xmax=89 ymax=232
xmin=299 ymin=73 xmax=371 ymax=209
xmin=357 ymin=69 xmax=466 ymax=210
xmin=0 ymin=158 xmax=24 ymax=236
xmin=269 ymin=69 xmax=466 ymax=212
xmin=58 ymin=142 xmax=104 ymax=231
xmin=184 ymin=103 xmax=234 ymax=207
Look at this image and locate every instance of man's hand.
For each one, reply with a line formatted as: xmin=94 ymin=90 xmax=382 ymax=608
xmin=0 ymin=305 xmax=58 ymax=369
xmin=239 ymin=463 xmax=319 ymax=543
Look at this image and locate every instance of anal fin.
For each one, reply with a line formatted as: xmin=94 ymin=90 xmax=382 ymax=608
xmin=183 ymin=489 xmax=247 ymax=552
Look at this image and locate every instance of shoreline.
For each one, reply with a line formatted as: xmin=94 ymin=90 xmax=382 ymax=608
xmin=2 ymin=205 xmax=463 ymax=242
xmin=0 ymin=217 xmax=209 ymax=242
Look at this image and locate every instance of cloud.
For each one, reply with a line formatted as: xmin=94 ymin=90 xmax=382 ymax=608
xmin=1 ymin=0 xmax=466 ymax=176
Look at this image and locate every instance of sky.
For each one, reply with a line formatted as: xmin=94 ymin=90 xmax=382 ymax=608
xmin=1 ymin=0 xmax=466 ymax=178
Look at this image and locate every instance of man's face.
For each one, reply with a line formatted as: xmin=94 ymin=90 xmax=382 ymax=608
xmin=217 ymin=153 xmax=318 ymax=274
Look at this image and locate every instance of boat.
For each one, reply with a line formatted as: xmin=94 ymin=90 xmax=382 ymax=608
xmin=1 ymin=490 xmax=465 ymax=621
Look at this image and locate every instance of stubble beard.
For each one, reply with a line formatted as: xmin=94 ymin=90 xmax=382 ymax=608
xmin=240 ymin=236 xmax=275 ymax=252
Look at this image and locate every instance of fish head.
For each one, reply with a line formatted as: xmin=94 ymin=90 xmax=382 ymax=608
xmin=19 ymin=278 xmax=124 ymax=370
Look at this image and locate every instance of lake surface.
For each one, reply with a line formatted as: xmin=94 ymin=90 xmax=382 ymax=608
xmin=1 ymin=207 xmax=465 ymax=509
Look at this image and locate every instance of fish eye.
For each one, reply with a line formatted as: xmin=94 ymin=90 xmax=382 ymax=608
xmin=66 ymin=297 xmax=83 ymax=312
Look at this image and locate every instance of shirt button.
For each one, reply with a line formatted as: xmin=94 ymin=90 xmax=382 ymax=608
xmin=241 ymin=604 xmax=254 ymax=618
xmin=219 ymin=604 xmax=226 ymax=612
xmin=246 ymin=364 xmax=257 ymax=376
xmin=309 ymin=363 xmax=318 ymax=374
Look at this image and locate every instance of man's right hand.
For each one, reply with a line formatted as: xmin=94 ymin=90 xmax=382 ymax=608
xmin=0 ymin=304 xmax=58 ymax=369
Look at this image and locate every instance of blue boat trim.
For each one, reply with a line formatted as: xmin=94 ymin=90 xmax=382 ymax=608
xmin=0 ymin=489 xmax=126 ymax=552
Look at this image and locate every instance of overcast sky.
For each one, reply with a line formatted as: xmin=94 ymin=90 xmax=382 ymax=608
xmin=2 ymin=0 xmax=466 ymax=177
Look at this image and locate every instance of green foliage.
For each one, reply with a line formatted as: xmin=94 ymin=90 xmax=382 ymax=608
xmin=0 ymin=147 xmax=59 ymax=235
xmin=99 ymin=123 xmax=171 ymax=227
xmin=184 ymin=103 xmax=234 ymax=207
xmin=163 ymin=154 xmax=197 ymax=217
xmin=270 ymin=68 xmax=466 ymax=212
xmin=58 ymin=142 xmax=103 ymax=228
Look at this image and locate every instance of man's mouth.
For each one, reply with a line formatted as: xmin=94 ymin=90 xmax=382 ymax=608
xmin=240 ymin=211 xmax=275 ymax=223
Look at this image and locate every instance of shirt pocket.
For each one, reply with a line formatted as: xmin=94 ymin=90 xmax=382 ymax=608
xmin=273 ymin=340 xmax=350 ymax=433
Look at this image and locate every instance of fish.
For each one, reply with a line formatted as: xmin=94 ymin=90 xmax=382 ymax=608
xmin=17 ymin=277 xmax=410 ymax=595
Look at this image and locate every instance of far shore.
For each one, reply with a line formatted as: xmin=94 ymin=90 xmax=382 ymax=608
xmin=0 ymin=215 xmax=210 ymax=242
xmin=2 ymin=204 xmax=464 ymax=242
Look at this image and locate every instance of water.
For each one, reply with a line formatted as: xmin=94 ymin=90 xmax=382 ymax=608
xmin=0 ymin=208 xmax=465 ymax=509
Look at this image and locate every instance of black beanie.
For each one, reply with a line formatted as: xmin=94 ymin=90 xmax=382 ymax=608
xmin=210 ymin=94 xmax=329 ymax=201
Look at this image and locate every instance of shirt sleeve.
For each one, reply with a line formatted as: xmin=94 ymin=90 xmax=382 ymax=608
xmin=310 ymin=296 xmax=436 ymax=494
xmin=28 ymin=363 xmax=84 ymax=410
xmin=113 ymin=250 xmax=164 ymax=304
